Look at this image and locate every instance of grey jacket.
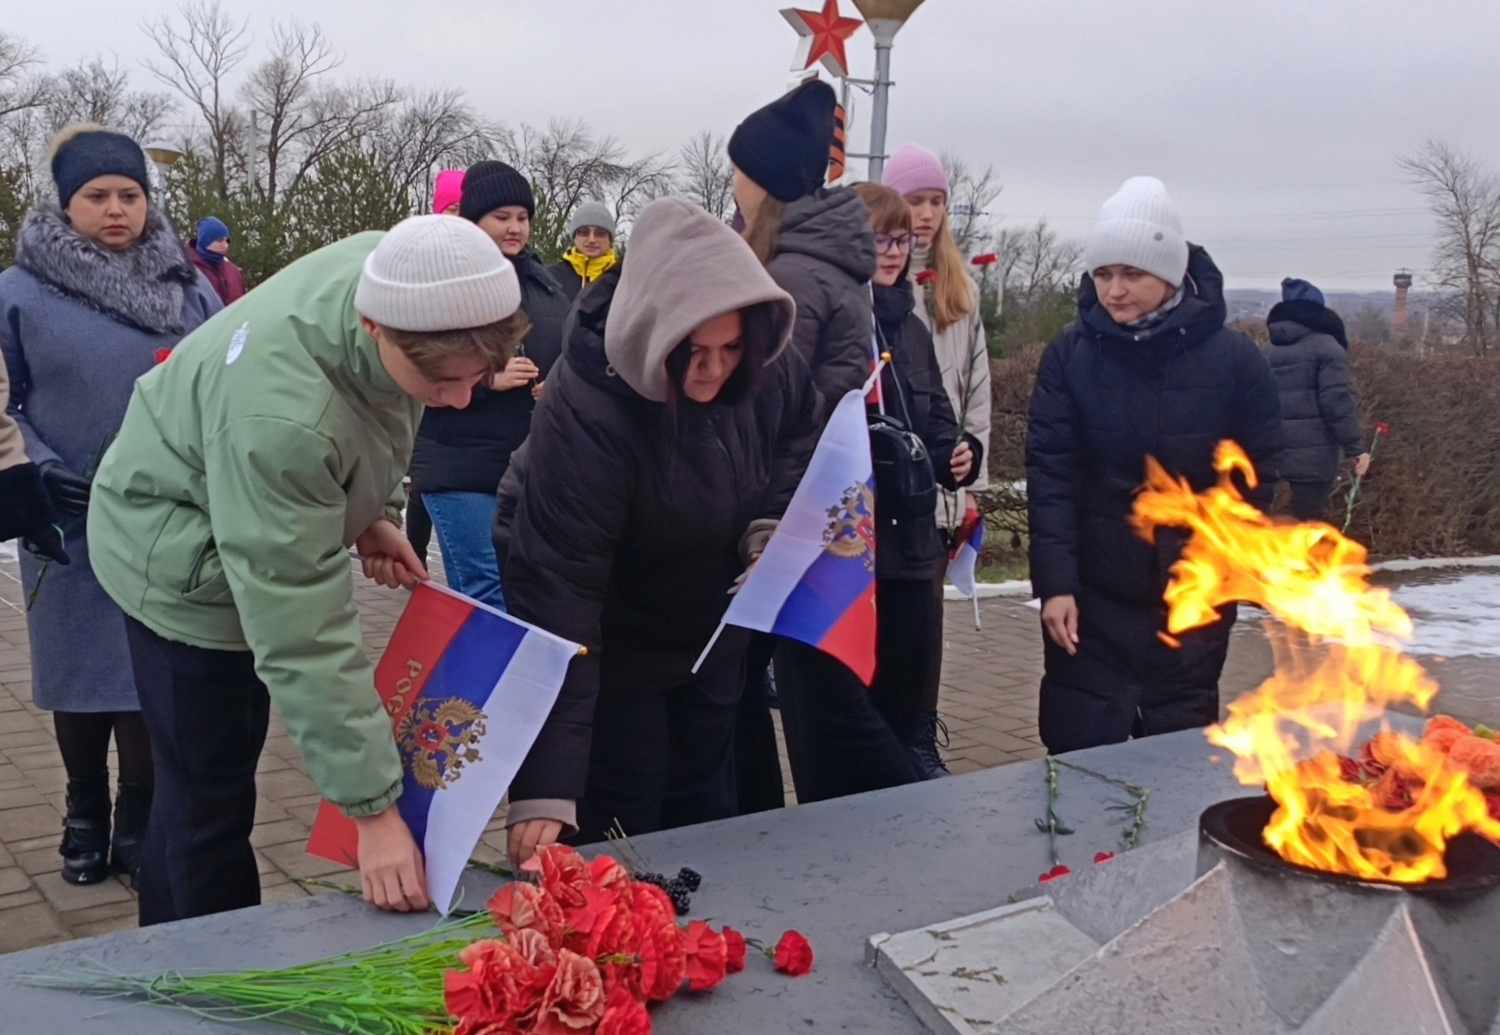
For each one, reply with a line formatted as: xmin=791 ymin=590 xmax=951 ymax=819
xmin=1264 ymin=300 xmax=1363 ymax=484
xmin=1 ymin=203 xmax=220 ymax=711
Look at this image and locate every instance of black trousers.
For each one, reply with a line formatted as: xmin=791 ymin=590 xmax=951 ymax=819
xmin=124 ymin=617 xmax=270 ymax=926
xmin=406 ymin=490 xmax=433 ymax=559
xmin=1286 ymin=479 xmax=1335 ymax=522
xmin=573 ymin=662 xmax=744 ymax=846
xmin=776 ymin=577 xmax=937 ymax=804
xmin=1037 ymin=586 xmax=1234 ymax=755
xmin=733 ymin=634 xmax=785 ymax=815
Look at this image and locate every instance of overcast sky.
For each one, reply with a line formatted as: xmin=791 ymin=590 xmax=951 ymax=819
xmin=12 ymin=0 xmax=1498 ymax=292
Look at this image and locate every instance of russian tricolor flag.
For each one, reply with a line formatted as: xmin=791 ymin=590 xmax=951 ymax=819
xmin=697 ymin=384 xmax=877 ymax=684
xmin=946 ymin=507 xmax=985 ymax=598
xmin=307 ymin=583 xmax=580 ymax=913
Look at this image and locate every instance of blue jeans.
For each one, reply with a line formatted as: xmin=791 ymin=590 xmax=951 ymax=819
xmin=422 ymin=491 xmax=506 ymax=612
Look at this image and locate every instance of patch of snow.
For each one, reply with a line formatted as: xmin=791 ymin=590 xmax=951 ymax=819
xmin=1391 ymin=570 xmax=1500 ymax=659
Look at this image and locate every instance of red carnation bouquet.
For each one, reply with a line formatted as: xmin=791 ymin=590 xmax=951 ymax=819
xmin=29 ymin=844 xmax=813 ymax=1034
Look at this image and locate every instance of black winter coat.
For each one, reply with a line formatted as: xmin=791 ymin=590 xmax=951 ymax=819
xmin=767 ymin=188 xmax=877 ymax=404
xmin=547 ymin=260 xmax=584 ymax=302
xmin=1027 ymin=246 xmax=1282 ymax=609
xmin=1264 ymin=301 xmax=1363 ymax=483
xmin=409 ymin=248 xmax=571 ymax=495
xmin=494 ymin=270 xmax=820 ymax=804
xmin=872 ymin=277 xmax=980 ymax=580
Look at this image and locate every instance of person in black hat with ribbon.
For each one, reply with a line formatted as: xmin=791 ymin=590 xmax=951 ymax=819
xmin=728 ymin=80 xmax=880 ymax=817
xmin=407 ymin=160 xmax=569 ymax=613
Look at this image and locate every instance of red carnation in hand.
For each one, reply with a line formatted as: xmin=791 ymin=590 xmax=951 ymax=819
xmin=597 ymin=985 xmax=652 ymax=1035
xmin=915 ymin=269 xmax=937 ymax=286
xmin=772 ymin=930 xmax=814 ymax=977
xmin=971 ymin=253 xmax=999 ymax=267
xmin=153 ymin=347 xmax=173 ymax=365
xmin=1374 ymin=421 xmax=1390 ymax=435
xmin=722 ymin=926 xmax=747 ymax=974
xmin=681 ymin=920 xmax=728 ymax=992
xmin=536 ymin=844 xmax=593 ymax=910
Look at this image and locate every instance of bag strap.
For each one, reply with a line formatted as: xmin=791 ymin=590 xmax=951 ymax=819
xmin=874 ymin=317 xmax=918 ymax=433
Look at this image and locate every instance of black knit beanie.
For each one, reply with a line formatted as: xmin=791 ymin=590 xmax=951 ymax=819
xmin=51 ymin=129 xmax=151 ymax=208
xmin=460 ymin=160 xmax=535 ymax=222
xmin=728 ymin=80 xmax=837 ymax=204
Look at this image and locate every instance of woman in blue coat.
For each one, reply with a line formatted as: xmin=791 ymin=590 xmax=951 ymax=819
xmin=0 ymin=124 xmax=220 ymax=885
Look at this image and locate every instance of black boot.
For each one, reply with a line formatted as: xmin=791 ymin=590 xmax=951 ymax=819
xmin=909 ymin=713 xmax=952 ymax=780
xmin=111 ymin=782 xmax=153 ymax=886
xmin=60 ymin=776 xmax=111 ymax=885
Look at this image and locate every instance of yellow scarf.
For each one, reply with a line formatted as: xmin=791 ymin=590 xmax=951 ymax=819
xmin=562 ymin=248 xmax=618 ymax=283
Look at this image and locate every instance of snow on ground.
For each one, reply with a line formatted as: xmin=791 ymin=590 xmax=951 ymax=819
xmin=1391 ymin=569 xmax=1500 ymax=659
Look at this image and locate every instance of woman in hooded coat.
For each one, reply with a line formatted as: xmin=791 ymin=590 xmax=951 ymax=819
xmin=728 ymin=78 xmax=878 ymax=814
xmin=0 ymin=124 xmax=221 ymax=886
xmin=494 ymin=198 xmax=819 ymax=867
xmin=1026 ymin=176 xmax=1281 ymax=755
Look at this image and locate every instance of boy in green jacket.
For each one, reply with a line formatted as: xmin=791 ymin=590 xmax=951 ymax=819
xmin=88 ymin=216 xmax=527 ymax=924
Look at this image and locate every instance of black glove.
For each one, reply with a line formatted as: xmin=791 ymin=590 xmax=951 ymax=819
xmin=23 ymin=525 xmax=70 ymax=566
xmin=40 ymin=461 xmax=92 ymax=517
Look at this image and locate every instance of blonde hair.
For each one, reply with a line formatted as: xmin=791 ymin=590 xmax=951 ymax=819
xmin=744 ymin=196 xmax=789 ymax=266
xmin=924 ymin=207 xmax=977 ymax=333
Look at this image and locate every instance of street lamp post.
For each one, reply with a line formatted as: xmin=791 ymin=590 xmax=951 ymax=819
xmin=850 ymin=0 xmax=926 ymax=181
xmin=142 ymin=142 xmax=184 ymax=210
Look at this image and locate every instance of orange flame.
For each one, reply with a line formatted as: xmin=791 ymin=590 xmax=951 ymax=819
xmin=1132 ymin=441 xmax=1500 ymax=882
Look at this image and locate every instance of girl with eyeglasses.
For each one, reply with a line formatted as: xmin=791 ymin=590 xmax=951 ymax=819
xmin=775 ymin=183 xmax=982 ymax=804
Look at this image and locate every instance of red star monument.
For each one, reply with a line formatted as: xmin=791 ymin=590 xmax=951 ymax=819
xmin=781 ymin=0 xmax=864 ymax=79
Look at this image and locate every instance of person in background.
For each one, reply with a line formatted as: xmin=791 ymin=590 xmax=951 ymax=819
xmin=188 ymin=216 xmax=247 ymax=305
xmin=495 ymin=198 xmax=818 ymax=867
xmin=1026 ymin=176 xmax=1281 ymax=755
xmin=883 ymin=142 xmax=995 ymax=777
xmin=1264 ymin=277 xmax=1370 ymax=521
xmin=432 ymin=168 xmax=465 ymax=216
xmin=0 ymin=353 xmax=69 ymax=564
xmin=0 ymin=124 xmax=221 ymax=887
xmin=549 ymin=201 xmax=618 ymax=301
xmin=776 ymin=182 xmax=981 ymax=803
xmin=727 ymin=78 xmax=876 ymax=815
xmin=88 ymin=216 xmax=527 ymax=924
xmin=408 ymin=160 xmax=569 ymax=611
xmin=405 ymin=170 xmax=467 ymax=568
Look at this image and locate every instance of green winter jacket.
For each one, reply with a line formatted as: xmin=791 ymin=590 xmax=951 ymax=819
xmin=89 ymin=231 xmax=417 ymax=817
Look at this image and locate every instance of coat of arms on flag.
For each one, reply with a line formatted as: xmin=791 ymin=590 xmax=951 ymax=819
xmin=695 ymin=382 xmax=878 ymax=684
xmin=307 ymin=582 xmax=580 ymax=913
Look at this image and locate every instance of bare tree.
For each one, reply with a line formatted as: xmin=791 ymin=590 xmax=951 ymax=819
xmin=1399 ymin=140 xmax=1500 ymax=357
xmin=239 ymin=19 xmax=338 ymax=199
xmin=941 ymin=154 xmax=1002 ymax=255
xmin=143 ymin=0 xmax=251 ymax=191
xmin=45 ymin=57 xmax=175 ymax=140
xmin=676 ymin=131 xmax=734 ymax=221
xmin=997 ymin=219 xmax=1082 ymax=311
xmin=0 ymin=31 xmax=46 ymax=120
xmin=369 ymin=88 xmax=501 ymax=207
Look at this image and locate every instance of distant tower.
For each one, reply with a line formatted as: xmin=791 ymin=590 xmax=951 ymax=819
xmin=1393 ymin=269 xmax=1413 ymax=340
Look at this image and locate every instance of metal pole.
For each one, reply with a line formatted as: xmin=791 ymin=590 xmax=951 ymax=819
xmin=248 ymin=111 xmax=260 ymax=197
xmin=866 ymin=20 xmax=898 ymax=181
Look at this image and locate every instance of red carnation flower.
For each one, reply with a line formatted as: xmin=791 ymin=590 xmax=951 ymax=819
xmin=971 ymin=253 xmax=999 ymax=267
xmin=1374 ymin=421 xmax=1390 ymax=435
xmin=772 ymin=930 xmax=814 ymax=977
xmin=1093 ymin=852 xmax=1115 ymax=864
xmin=154 ymin=347 xmax=173 ymax=365
xmin=915 ymin=269 xmax=937 ymax=286
xmin=722 ymin=926 xmax=747 ymax=974
xmin=1038 ymin=864 xmax=1071 ymax=883
xmin=681 ymin=920 xmax=728 ymax=992
xmin=533 ymin=949 xmax=606 ymax=1035
xmin=596 ymin=985 xmax=652 ymax=1035
xmin=536 ymin=844 xmax=592 ymax=910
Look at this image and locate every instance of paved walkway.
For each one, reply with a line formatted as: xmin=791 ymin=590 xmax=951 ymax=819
xmin=2 ymin=542 xmax=1487 ymax=955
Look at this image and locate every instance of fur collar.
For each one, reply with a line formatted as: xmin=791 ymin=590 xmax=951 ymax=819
xmin=15 ymin=203 xmax=197 ymax=334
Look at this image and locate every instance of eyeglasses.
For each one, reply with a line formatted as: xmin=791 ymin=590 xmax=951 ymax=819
xmin=874 ymin=232 xmax=917 ymax=254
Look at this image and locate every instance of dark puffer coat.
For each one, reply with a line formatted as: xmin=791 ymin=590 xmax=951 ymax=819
xmin=1264 ymin=300 xmax=1363 ymax=483
xmin=766 ymin=188 xmax=877 ymax=404
xmin=409 ymin=248 xmax=570 ymax=495
xmin=1027 ymin=246 xmax=1283 ymax=610
xmin=871 ymin=276 xmax=980 ymax=580
xmin=494 ymin=201 xmax=819 ymax=811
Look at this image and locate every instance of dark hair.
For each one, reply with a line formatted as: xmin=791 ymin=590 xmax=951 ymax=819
xmin=664 ymin=301 xmax=780 ymax=407
xmin=380 ymin=309 xmax=532 ymax=381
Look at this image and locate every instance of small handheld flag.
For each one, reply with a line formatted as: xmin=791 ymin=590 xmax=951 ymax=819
xmin=694 ymin=380 xmax=878 ymax=683
xmin=947 ymin=505 xmax=985 ymax=630
xmin=306 ymin=583 xmax=580 ymax=913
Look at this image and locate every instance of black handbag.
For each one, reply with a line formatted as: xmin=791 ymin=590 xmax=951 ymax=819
xmin=868 ymin=331 xmax=937 ymax=522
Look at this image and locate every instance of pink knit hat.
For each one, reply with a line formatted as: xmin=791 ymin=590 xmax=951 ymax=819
xmin=882 ymin=143 xmax=950 ymax=200
xmin=432 ymin=169 xmax=465 ymax=215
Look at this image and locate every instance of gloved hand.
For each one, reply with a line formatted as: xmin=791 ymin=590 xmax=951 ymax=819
xmin=23 ymin=525 xmax=69 ymax=566
xmin=40 ymin=461 xmax=92 ymax=517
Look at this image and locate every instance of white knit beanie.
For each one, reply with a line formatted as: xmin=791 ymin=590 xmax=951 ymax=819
xmin=355 ymin=215 xmax=521 ymax=332
xmin=1084 ymin=176 xmax=1189 ymax=287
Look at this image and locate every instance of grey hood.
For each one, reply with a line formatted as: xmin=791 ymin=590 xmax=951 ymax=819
xmin=605 ymin=198 xmax=795 ymax=403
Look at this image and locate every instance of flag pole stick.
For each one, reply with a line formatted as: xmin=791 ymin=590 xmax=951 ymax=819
xmin=971 ymin=591 xmax=982 ymax=631
xmin=691 ymin=620 xmax=728 ymax=675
